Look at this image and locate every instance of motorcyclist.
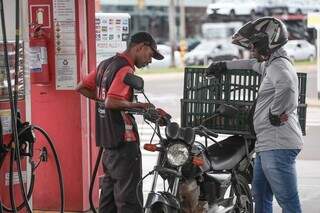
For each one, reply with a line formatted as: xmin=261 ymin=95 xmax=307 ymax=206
xmin=206 ymin=17 xmax=303 ymax=213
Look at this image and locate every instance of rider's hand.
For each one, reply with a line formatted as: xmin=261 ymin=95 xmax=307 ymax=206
xmin=139 ymin=102 xmax=155 ymax=110
xmin=269 ymin=109 xmax=288 ymax=126
xmin=205 ymin=61 xmax=227 ymax=78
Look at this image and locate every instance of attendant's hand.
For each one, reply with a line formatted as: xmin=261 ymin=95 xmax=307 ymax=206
xmin=139 ymin=102 xmax=155 ymax=110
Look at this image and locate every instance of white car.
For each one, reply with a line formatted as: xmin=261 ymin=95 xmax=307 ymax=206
xmin=206 ymin=0 xmax=266 ymax=16
xmin=284 ymin=40 xmax=316 ymax=61
xmin=202 ymin=22 xmax=243 ymax=40
xmin=148 ymin=44 xmax=182 ymax=68
xmin=184 ymin=40 xmax=239 ymax=65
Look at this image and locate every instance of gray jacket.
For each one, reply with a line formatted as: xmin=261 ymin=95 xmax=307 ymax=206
xmin=226 ymin=48 xmax=303 ymax=152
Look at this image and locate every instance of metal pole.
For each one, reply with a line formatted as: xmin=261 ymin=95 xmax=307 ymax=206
xmin=179 ymin=0 xmax=187 ymax=66
xmin=168 ymin=0 xmax=176 ymax=67
xmin=179 ymin=0 xmax=185 ymax=40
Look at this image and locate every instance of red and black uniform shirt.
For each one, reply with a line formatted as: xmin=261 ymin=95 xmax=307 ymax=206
xmin=82 ymin=53 xmax=138 ymax=143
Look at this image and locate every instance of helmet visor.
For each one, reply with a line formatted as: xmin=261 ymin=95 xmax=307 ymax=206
xmin=232 ymin=21 xmax=266 ymax=50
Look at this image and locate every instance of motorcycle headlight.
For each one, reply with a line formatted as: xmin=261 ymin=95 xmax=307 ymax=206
xmin=166 ymin=143 xmax=190 ymax=167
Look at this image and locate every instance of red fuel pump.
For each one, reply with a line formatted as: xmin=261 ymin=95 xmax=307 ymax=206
xmin=28 ymin=0 xmax=100 ymax=211
xmin=0 ymin=0 xmax=98 ymax=212
xmin=1 ymin=0 xmax=102 ymax=211
xmin=0 ymin=1 xmax=64 ymax=212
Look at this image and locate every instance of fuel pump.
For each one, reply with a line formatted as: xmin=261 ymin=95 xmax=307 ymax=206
xmin=0 ymin=0 xmax=64 ymax=212
xmin=2 ymin=0 xmax=116 ymax=211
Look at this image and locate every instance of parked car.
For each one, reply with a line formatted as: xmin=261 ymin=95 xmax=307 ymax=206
xmin=185 ymin=38 xmax=201 ymax=52
xmin=284 ymin=40 xmax=316 ymax=61
xmin=147 ymin=44 xmax=182 ymax=68
xmin=184 ymin=40 xmax=239 ymax=65
xmin=201 ymin=22 xmax=242 ymax=40
xmin=176 ymin=37 xmax=201 ymax=52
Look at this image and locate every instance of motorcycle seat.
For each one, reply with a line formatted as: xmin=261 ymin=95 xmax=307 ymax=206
xmin=206 ymin=136 xmax=246 ymax=171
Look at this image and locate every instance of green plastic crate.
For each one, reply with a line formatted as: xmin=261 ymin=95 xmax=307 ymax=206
xmin=181 ymin=67 xmax=307 ymax=136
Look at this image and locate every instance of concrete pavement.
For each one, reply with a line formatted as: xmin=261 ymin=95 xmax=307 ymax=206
xmin=273 ymin=160 xmax=320 ymax=212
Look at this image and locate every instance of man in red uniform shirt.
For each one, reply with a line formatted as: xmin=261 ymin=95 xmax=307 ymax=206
xmin=76 ymin=32 xmax=164 ymax=213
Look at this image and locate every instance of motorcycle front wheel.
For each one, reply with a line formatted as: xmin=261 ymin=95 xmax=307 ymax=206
xmin=230 ymin=173 xmax=253 ymax=213
xmin=146 ymin=203 xmax=179 ymax=213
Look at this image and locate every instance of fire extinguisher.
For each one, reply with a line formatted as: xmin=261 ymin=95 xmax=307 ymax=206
xmin=29 ymin=24 xmax=50 ymax=84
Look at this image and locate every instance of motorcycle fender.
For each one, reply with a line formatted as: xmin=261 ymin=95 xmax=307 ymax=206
xmin=145 ymin=191 xmax=180 ymax=210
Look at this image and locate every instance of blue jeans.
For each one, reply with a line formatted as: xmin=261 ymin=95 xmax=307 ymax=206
xmin=252 ymin=149 xmax=302 ymax=213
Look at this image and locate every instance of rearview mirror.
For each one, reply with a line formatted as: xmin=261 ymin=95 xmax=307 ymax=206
xmin=165 ymin=122 xmax=180 ymax=140
xmin=179 ymin=127 xmax=195 ymax=145
xmin=123 ymin=73 xmax=144 ymax=91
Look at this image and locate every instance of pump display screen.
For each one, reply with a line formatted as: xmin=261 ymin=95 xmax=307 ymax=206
xmin=0 ymin=41 xmax=24 ymax=101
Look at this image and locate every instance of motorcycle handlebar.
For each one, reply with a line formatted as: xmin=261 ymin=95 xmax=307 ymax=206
xmin=194 ymin=125 xmax=218 ymax=138
xmin=126 ymin=107 xmax=171 ymax=125
xmin=125 ymin=108 xmax=146 ymax=115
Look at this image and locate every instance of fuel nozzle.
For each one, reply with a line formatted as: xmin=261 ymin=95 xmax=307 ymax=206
xmin=17 ymin=116 xmax=36 ymax=157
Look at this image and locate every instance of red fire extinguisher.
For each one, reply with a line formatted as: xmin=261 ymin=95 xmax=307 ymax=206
xmin=29 ymin=24 xmax=50 ymax=84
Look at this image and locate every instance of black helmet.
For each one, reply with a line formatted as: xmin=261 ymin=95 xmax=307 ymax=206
xmin=232 ymin=17 xmax=288 ymax=56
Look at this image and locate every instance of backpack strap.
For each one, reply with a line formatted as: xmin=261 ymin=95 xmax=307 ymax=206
xmin=270 ymin=56 xmax=293 ymax=65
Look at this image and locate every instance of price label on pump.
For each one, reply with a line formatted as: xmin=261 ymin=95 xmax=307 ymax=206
xmin=5 ymin=171 xmax=27 ymax=185
xmin=0 ymin=109 xmax=12 ymax=135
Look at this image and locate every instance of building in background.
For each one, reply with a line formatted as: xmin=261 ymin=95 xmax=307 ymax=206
xmin=97 ymin=0 xmax=317 ymax=46
xmin=99 ymin=0 xmax=213 ymax=43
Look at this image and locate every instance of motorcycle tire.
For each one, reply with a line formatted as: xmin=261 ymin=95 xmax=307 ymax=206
xmin=148 ymin=203 xmax=179 ymax=213
xmin=230 ymin=173 xmax=253 ymax=213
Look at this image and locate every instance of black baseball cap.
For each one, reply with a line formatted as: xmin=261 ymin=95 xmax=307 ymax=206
xmin=130 ymin=32 xmax=164 ymax=60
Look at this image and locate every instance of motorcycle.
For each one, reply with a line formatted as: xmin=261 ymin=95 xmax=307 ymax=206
xmin=124 ymin=73 xmax=254 ymax=213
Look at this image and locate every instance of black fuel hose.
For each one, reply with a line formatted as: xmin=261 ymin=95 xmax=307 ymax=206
xmin=2 ymin=124 xmax=44 ymax=212
xmin=32 ymin=125 xmax=64 ymax=213
xmin=89 ymin=147 xmax=103 ymax=213
xmin=1 ymin=124 xmax=64 ymax=212
xmin=13 ymin=0 xmax=32 ymax=207
xmin=0 ymin=200 xmax=3 ymax=213
xmin=9 ymin=146 xmax=17 ymax=212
